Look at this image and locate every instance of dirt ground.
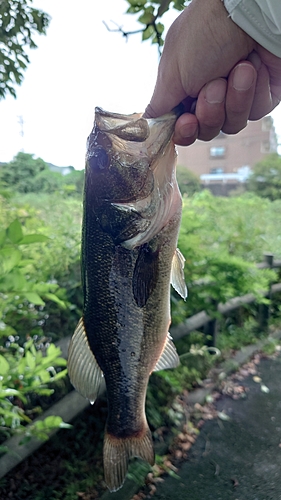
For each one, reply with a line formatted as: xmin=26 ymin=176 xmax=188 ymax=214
xmin=142 ymin=355 xmax=281 ymax=500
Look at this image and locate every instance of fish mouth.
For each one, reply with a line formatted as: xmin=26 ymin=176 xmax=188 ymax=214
xmin=94 ymin=105 xmax=183 ymax=161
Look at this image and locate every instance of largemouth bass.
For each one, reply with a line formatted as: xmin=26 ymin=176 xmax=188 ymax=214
xmin=68 ymin=107 xmax=187 ymax=492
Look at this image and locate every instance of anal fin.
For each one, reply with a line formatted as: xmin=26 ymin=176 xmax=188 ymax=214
xmin=153 ymin=334 xmax=180 ymax=372
xmin=68 ymin=318 xmax=105 ymax=404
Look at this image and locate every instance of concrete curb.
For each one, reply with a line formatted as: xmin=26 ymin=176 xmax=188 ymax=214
xmin=0 ymin=391 xmax=89 ymax=479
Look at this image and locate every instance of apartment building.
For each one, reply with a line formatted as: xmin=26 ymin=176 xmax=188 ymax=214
xmin=177 ymin=116 xmax=278 ymax=194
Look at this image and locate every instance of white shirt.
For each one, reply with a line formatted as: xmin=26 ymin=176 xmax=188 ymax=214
xmin=224 ymin=0 xmax=281 ymax=56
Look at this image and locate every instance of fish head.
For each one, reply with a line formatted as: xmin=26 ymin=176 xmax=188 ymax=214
xmin=85 ymin=106 xmax=182 ymax=245
xmin=86 ymin=108 xmax=153 ymax=204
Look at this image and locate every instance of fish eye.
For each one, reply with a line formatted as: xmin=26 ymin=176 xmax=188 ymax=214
xmin=89 ymin=147 xmax=109 ymax=170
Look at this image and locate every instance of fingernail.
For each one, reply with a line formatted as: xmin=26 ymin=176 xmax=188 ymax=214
xmin=205 ymin=79 xmax=226 ymax=104
xmin=180 ymin=122 xmax=197 ymax=138
xmin=233 ymin=64 xmax=255 ymax=91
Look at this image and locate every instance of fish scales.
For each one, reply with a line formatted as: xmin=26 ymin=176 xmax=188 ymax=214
xmin=68 ymin=106 xmax=187 ymax=492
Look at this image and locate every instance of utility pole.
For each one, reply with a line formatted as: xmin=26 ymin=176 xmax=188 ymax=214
xmin=18 ymin=115 xmax=24 ymax=152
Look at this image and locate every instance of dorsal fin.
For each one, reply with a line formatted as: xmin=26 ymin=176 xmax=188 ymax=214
xmin=68 ymin=318 xmax=105 ymax=404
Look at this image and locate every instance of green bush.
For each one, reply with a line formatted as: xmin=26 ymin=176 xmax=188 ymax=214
xmin=0 ymin=216 xmax=74 ymax=443
xmin=172 ymin=191 xmax=279 ymax=321
xmin=247 ymin=153 xmax=281 ymax=200
xmin=0 ymin=340 xmax=69 ymax=446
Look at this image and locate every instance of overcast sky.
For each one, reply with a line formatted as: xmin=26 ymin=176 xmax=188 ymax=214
xmin=0 ymin=0 xmax=280 ymax=169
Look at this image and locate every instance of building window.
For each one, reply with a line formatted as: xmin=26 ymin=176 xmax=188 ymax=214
xmin=210 ymin=168 xmax=224 ymax=174
xmin=262 ymin=116 xmax=272 ymax=131
xmin=261 ymin=140 xmax=270 ymax=153
xmin=210 ymin=146 xmax=225 ymax=158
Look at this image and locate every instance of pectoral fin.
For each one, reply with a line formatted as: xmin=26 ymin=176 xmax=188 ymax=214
xmin=153 ymin=334 xmax=180 ymax=371
xmin=171 ymin=248 xmax=187 ymax=300
xmin=68 ymin=318 xmax=105 ymax=404
xmin=133 ymin=243 xmax=159 ymax=307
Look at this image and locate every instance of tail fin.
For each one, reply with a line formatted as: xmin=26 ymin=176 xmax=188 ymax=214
xmin=103 ymin=426 xmax=154 ymax=492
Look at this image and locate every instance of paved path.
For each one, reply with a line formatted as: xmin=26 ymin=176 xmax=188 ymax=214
xmin=151 ymin=355 xmax=281 ymax=500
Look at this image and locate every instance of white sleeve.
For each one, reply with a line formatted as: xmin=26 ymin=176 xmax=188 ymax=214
xmin=223 ymin=0 xmax=281 ymax=57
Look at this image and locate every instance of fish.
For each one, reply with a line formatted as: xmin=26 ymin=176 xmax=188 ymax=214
xmin=68 ymin=106 xmax=187 ymax=492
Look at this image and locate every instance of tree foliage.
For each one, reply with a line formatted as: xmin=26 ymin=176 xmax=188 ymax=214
xmin=0 ymin=0 xmax=187 ymax=99
xmin=1 ymin=152 xmax=47 ymax=192
xmin=109 ymin=0 xmax=187 ymax=50
xmin=0 ymin=152 xmax=84 ymax=195
xmin=247 ymin=154 xmax=281 ymax=201
xmin=177 ymin=164 xmax=201 ymax=196
xmin=0 ymin=0 xmax=50 ymax=99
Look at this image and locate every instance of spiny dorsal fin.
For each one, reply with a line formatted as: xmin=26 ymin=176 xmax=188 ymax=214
xmin=68 ymin=318 xmax=105 ymax=404
xmin=153 ymin=334 xmax=180 ymax=372
xmin=171 ymin=248 xmax=187 ymax=300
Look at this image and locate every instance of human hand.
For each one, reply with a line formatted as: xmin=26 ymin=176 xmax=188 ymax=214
xmin=143 ymin=0 xmax=281 ymax=146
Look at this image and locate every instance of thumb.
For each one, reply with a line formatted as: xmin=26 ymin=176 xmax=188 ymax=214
xmin=143 ymin=73 xmax=186 ymax=119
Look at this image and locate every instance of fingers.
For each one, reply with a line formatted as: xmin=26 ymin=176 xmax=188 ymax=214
xmin=222 ymin=62 xmax=257 ymax=134
xmin=253 ymin=46 xmax=281 ymax=118
xmin=173 ymin=113 xmax=199 ymax=146
xmin=196 ymin=78 xmax=227 ymax=140
xmin=149 ymin=50 xmax=281 ymax=147
xmin=173 ymin=62 xmax=258 ymax=146
xmin=173 ymin=79 xmax=227 ymax=145
xmin=248 ymin=62 xmax=272 ymax=120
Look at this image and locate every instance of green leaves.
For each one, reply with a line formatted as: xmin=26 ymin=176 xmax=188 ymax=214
xmin=0 ymin=219 xmax=65 ymax=311
xmin=0 ymin=0 xmax=50 ymax=99
xmin=138 ymin=6 xmax=155 ymax=24
xmin=3 ymin=218 xmax=50 ymax=247
xmin=21 ymin=416 xmax=72 ymax=444
xmin=24 ymin=292 xmax=45 ymax=306
xmin=173 ymin=0 xmax=186 ymax=10
xmin=247 ymin=153 xmax=281 ymax=201
xmin=19 ymin=234 xmax=50 ymax=244
xmin=172 ymin=191 xmax=280 ymax=323
xmin=7 ymin=219 xmax=23 ymax=243
xmin=0 ymin=193 xmax=79 ymax=446
xmin=0 ymin=354 xmax=10 ymax=375
xmin=0 ymin=338 xmax=68 ymax=439
xmin=0 ymin=248 xmax=21 ymax=274
xmin=123 ymin=0 xmax=189 ymax=50
xmin=0 ymin=152 xmax=82 ymax=196
xmin=126 ymin=0 xmax=147 ymax=12
xmin=142 ymin=24 xmax=155 ymax=40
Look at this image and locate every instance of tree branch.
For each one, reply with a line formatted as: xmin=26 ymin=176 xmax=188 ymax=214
xmin=103 ymin=20 xmax=163 ymax=57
